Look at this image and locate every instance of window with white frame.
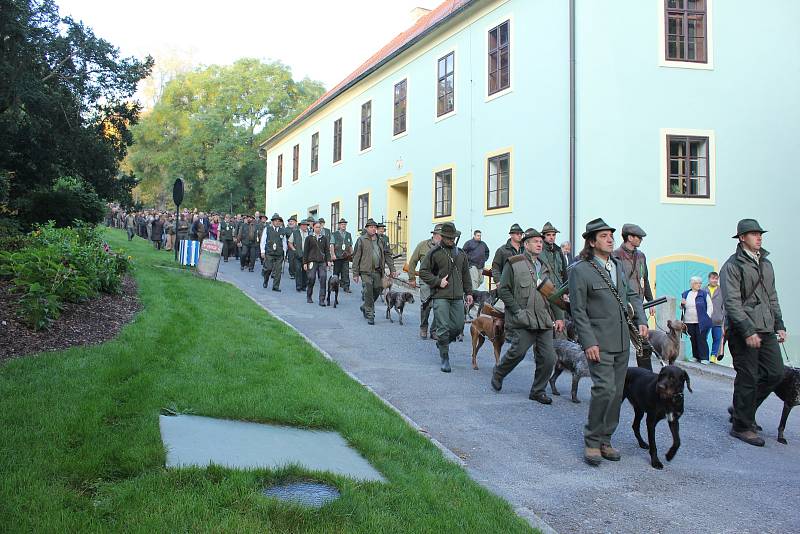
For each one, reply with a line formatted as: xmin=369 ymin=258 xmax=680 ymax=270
xmin=487 ymin=153 xmax=510 ymax=210
xmin=310 ymin=132 xmax=319 ymax=173
xmin=276 ymin=154 xmax=283 ymax=188
xmin=434 ymin=169 xmax=452 ymax=218
xmin=393 ymin=79 xmax=407 ymax=136
xmin=665 ymin=0 xmax=707 ymax=63
xmin=357 ymin=193 xmax=369 ymax=230
xmin=488 ymin=21 xmax=510 ymax=96
xmin=667 ymin=135 xmax=710 ymax=198
xmin=361 ymin=101 xmax=371 ymax=151
xmin=333 ymin=118 xmax=342 ymax=163
xmin=437 ymin=52 xmax=454 ymax=116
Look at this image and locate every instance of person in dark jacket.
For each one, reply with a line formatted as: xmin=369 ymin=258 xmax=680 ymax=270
xmin=490 ymin=224 xmax=524 ymax=292
xmin=303 ymin=221 xmax=331 ymax=306
xmin=237 ymin=215 xmax=259 ymax=272
xmin=351 ymin=219 xmax=394 ymax=324
xmin=720 ymin=219 xmax=787 ymax=447
xmin=681 ymin=277 xmax=714 ymax=364
xmin=260 ymin=213 xmax=287 ymax=291
xmin=706 ymin=271 xmax=725 ymax=362
xmin=151 ymin=216 xmax=165 ymax=250
xmin=419 ymin=222 xmax=473 ymax=373
xmin=612 ymin=223 xmax=654 ymax=302
xmin=462 ymin=230 xmax=490 ymax=290
xmin=539 ymin=222 xmax=568 ymax=286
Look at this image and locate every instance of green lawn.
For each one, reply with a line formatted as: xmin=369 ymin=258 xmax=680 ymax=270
xmin=0 ymin=228 xmax=534 ymax=533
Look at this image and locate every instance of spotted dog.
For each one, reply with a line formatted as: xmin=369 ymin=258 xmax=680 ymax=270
xmin=383 ymin=289 xmax=415 ymax=325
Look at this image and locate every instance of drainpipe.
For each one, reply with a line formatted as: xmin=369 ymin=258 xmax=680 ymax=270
xmin=569 ymin=0 xmax=576 ymax=248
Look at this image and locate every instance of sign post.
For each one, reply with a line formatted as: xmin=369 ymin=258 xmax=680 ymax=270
xmin=172 ymin=178 xmax=184 ymax=262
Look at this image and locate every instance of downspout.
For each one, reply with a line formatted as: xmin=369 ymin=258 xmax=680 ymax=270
xmin=569 ymin=0 xmax=576 ymax=248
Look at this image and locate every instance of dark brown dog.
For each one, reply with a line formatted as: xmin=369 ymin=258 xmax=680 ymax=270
xmin=326 ymin=274 xmax=340 ymax=308
xmin=383 ymin=289 xmax=414 ymax=325
xmin=469 ymin=304 xmax=505 ymax=370
xmin=624 ymin=365 xmax=692 ymax=469
xmin=647 ymin=320 xmax=687 ymax=365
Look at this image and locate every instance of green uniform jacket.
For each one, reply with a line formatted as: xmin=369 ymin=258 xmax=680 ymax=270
xmin=419 ymin=245 xmax=472 ymax=300
xmin=237 ymin=222 xmax=260 ymax=245
xmin=540 ymin=242 xmax=568 ymax=286
xmin=498 ymin=253 xmax=564 ymax=330
xmin=261 ymin=224 xmax=287 ymax=256
xmin=568 ymin=256 xmax=646 ymax=353
xmin=330 ymin=230 xmax=353 ymax=260
xmin=351 ymin=234 xmax=392 ymax=275
xmin=491 ymin=239 xmax=522 ymax=285
xmin=612 ymin=245 xmax=654 ymax=301
xmin=219 ymin=221 xmax=236 ymax=240
xmin=720 ymin=244 xmax=784 ymax=338
xmin=407 ymin=238 xmax=435 ymax=279
xmin=379 ymin=233 xmax=391 ymax=254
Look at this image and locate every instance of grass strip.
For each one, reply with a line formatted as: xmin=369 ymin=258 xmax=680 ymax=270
xmin=0 ymin=229 xmax=535 ymax=533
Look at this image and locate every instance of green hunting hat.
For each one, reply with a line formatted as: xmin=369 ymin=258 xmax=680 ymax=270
xmin=364 ymin=218 xmax=378 ymax=228
xmin=621 ymin=223 xmax=647 ymax=237
xmin=509 ymin=223 xmax=524 ymax=234
xmin=270 ymin=212 xmax=283 ymax=221
xmin=437 ymin=222 xmax=459 ymax=239
xmin=582 ymin=218 xmax=616 ymax=239
xmin=377 ymin=221 xmax=386 ymax=228
xmin=431 ymin=223 xmax=443 ymax=234
xmin=298 ymin=218 xmax=309 ymax=226
xmin=338 ymin=218 xmax=347 ymax=224
xmin=318 ymin=217 xmax=325 ymax=223
xmin=541 ymin=222 xmax=560 ymax=234
xmin=733 ymin=218 xmax=767 ymax=238
xmin=522 ymin=227 xmax=543 ymax=243
xmin=288 ymin=215 xmax=297 ymax=222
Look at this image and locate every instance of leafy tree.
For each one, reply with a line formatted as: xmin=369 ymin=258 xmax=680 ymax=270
xmin=128 ymin=58 xmax=324 ymax=212
xmin=0 ymin=0 xmax=153 ymax=222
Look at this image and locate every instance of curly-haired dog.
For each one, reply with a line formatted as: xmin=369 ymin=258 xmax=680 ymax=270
xmin=647 ymin=320 xmax=687 ymax=365
xmin=326 ymin=274 xmax=340 ymax=308
xmin=624 ymin=365 xmax=692 ymax=469
xmin=383 ymin=289 xmax=415 ymax=325
xmin=728 ymin=366 xmax=799 ymax=445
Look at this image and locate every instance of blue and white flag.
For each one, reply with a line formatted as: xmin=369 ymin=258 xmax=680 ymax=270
xmin=179 ymin=240 xmax=200 ymax=266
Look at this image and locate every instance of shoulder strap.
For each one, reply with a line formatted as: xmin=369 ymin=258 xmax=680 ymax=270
xmin=586 ymin=259 xmax=644 ymax=355
xmin=738 ymin=261 xmax=764 ymax=303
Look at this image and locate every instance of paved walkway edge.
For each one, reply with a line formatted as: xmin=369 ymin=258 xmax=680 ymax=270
xmin=223 ymin=278 xmax=560 ymax=534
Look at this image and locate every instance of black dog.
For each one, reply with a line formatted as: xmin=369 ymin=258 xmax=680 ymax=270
xmin=383 ymin=289 xmax=414 ymax=325
xmin=624 ymin=366 xmax=692 ymax=469
xmin=326 ymin=274 xmax=340 ymax=308
xmin=729 ymin=366 xmax=800 ymax=445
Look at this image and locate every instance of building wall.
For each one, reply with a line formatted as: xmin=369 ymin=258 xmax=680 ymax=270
xmin=576 ymin=0 xmax=799 ymax=362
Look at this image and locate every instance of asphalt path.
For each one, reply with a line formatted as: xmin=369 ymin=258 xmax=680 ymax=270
xmin=218 ymin=260 xmax=799 ymax=534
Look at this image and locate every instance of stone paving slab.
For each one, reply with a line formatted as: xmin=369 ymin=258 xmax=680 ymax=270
xmin=218 ymin=261 xmax=800 ymax=534
xmin=159 ymin=414 xmax=384 ymax=482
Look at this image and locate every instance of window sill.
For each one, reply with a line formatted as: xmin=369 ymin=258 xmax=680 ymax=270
xmin=392 ymin=131 xmax=408 ymax=141
xmin=660 ymin=196 xmax=715 ymax=206
xmin=485 ymin=87 xmax=512 ymax=103
xmin=483 ymin=205 xmax=512 ymax=216
xmin=359 ymin=146 xmax=374 ymax=155
xmin=332 ymin=160 xmax=343 ymax=167
xmin=310 ymin=170 xmax=319 ymax=177
xmin=434 ymin=110 xmax=456 ymax=123
xmin=433 ymin=213 xmax=455 ymax=223
xmin=659 ymin=59 xmax=714 ymax=71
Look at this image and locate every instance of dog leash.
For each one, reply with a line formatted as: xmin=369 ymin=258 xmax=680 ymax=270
xmin=586 ymin=259 xmax=645 ymax=357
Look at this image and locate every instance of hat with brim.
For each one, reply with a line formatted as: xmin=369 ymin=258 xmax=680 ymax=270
xmin=377 ymin=221 xmax=386 ymax=228
xmin=299 ymin=219 xmax=309 ymax=226
xmin=318 ymin=218 xmax=325 ymax=223
xmin=438 ymin=222 xmax=459 ymax=239
xmin=522 ymin=228 xmax=543 ymax=243
xmin=338 ymin=218 xmax=347 ymax=224
xmin=509 ymin=223 xmax=524 ymax=234
xmin=431 ymin=223 xmax=443 ymax=234
xmin=541 ymin=222 xmax=560 ymax=235
xmin=733 ymin=218 xmax=767 ymax=238
xmin=288 ymin=215 xmax=297 ymax=222
xmin=621 ymin=223 xmax=646 ymax=237
xmin=270 ymin=212 xmax=283 ymax=222
xmin=364 ymin=218 xmax=378 ymax=228
xmin=582 ymin=218 xmax=616 ymax=239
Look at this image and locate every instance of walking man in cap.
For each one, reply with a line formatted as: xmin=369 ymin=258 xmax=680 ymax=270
xmin=721 ymin=219 xmax=787 ymax=447
xmin=419 ymin=222 xmax=473 ymax=372
xmin=236 ymin=215 xmax=260 ymax=272
xmin=569 ymin=218 xmax=648 ymax=465
xmin=408 ymin=224 xmax=443 ymax=339
xmin=285 ymin=216 xmax=299 ymax=280
xmin=491 ymin=224 xmax=525 ymax=294
xmin=318 ymin=217 xmax=331 ymax=241
xmin=491 ymin=228 xmax=565 ymax=403
xmin=612 ymin=223 xmax=655 ymax=369
xmin=260 ymin=213 xmax=287 ymax=291
xmin=462 ymin=230 xmax=490 ymax=290
xmin=330 ymin=218 xmax=354 ymax=293
xmin=540 ymin=222 xmax=568 ymax=287
xmin=352 ymin=219 xmax=395 ymax=324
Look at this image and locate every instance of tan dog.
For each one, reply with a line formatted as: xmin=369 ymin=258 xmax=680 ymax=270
xmin=469 ymin=303 xmax=505 ymax=370
xmin=647 ymin=319 xmax=687 ymax=365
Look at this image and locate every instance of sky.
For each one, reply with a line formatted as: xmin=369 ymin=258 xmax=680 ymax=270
xmin=57 ymin=0 xmax=442 ymax=93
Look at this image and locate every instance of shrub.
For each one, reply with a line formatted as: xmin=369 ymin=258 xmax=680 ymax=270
xmin=0 ymin=222 xmax=131 ymax=330
xmin=17 ymin=176 xmax=106 ymax=228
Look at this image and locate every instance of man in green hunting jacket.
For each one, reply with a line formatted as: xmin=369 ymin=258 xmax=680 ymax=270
xmin=491 ymin=223 xmax=524 ymax=289
xmin=219 ymin=214 xmax=237 ymax=262
xmin=236 ymin=215 xmax=259 ymax=272
xmin=491 ymin=228 xmax=565 ymax=404
xmin=407 ymin=223 xmax=442 ymax=339
xmin=720 ymin=218 xmax=787 ymax=447
xmin=419 ymin=222 xmax=473 ymax=373
xmin=569 ymin=218 xmax=647 ymax=466
xmin=352 ymin=218 xmax=395 ymax=325
xmin=260 ymin=213 xmax=287 ymax=291
xmin=330 ymin=218 xmax=354 ymax=293
xmin=540 ymin=221 xmax=568 ymax=286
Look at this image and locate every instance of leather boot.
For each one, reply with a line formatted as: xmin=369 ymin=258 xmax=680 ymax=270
xmin=419 ymin=327 xmax=428 ymax=339
xmin=440 ymin=354 xmax=451 ymax=373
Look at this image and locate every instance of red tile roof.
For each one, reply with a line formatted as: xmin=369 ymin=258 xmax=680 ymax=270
xmin=263 ymin=0 xmax=475 ymax=148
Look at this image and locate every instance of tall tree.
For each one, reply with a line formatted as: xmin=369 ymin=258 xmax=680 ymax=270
xmin=0 ymin=0 xmax=153 ymax=217
xmin=128 ymin=58 xmax=324 ymax=212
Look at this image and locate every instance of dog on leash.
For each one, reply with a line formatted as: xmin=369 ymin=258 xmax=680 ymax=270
xmin=326 ymin=274 xmax=340 ymax=308
xmin=727 ymin=366 xmax=799 ymax=445
xmin=624 ymin=365 xmax=692 ymax=469
xmin=647 ymin=320 xmax=687 ymax=365
xmin=383 ymin=289 xmax=415 ymax=325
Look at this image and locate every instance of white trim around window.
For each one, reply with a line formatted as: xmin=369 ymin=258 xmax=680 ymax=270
xmin=392 ymin=74 xmax=410 ymax=141
xmin=657 ymin=0 xmax=714 ymax=70
xmin=433 ymin=45 xmax=457 ymax=123
xmin=484 ymin=13 xmax=514 ymax=102
xmin=659 ymin=128 xmax=716 ymax=205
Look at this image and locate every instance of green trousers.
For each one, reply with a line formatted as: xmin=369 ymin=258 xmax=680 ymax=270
xmin=584 ymin=350 xmax=628 ymax=448
xmin=729 ymin=332 xmax=784 ymax=431
xmin=433 ymin=298 xmax=465 ymax=357
xmin=494 ymin=328 xmax=556 ymax=395
xmin=360 ymin=271 xmax=382 ymax=320
xmin=262 ymin=254 xmax=283 ymax=288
